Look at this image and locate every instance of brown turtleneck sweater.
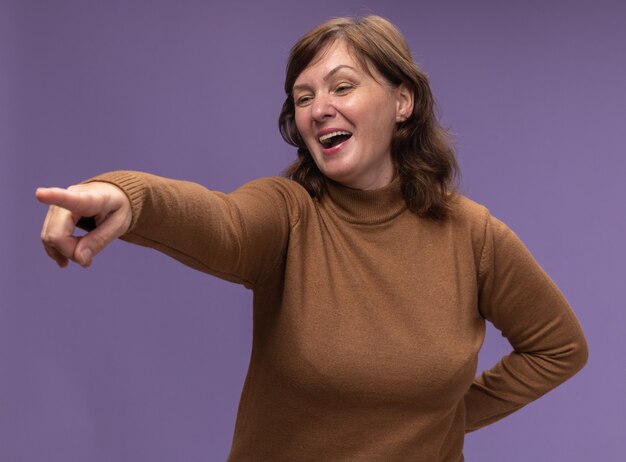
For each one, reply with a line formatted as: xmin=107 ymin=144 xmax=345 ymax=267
xmin=88 ymin=171 xmax=587 ymax=461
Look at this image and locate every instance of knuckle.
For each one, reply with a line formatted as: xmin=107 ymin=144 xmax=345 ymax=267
xmin=42 ymin=230 xmax=61 ymax=243
xmin=90 ymin=233 xmax=107 ymax=252
xmin=41 ymin=231 xmax=55 ymax=245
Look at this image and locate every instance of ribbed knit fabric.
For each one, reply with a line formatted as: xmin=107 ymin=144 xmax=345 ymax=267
xmin=88 ymin=171 xmax=588 ymax=461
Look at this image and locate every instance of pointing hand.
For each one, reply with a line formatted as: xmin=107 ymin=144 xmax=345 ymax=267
xmin=36 ymin=182 xmax=132 ymax=268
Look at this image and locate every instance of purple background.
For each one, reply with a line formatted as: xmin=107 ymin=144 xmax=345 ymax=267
xmin=2 ymin=0 xmax=624 ymax=460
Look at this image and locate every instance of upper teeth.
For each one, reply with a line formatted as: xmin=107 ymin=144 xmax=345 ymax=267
xmin=319 ymin=131 xmax=351 ymax=143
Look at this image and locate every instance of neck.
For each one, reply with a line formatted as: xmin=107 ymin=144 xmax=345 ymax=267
xmin=323 ymin=176 xmax=406 ymax=225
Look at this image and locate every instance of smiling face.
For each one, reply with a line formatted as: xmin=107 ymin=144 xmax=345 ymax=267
xmin=292 ymin=40 xmax=413 ymax=190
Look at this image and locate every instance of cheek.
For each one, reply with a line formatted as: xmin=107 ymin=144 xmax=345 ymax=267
xmin=293 ymin=110 xmax=318 ymax=154
xmin=367 ymin=101 xmax=398 ymax=138
xmin=294 ymin=110 xmax=309 ymax=137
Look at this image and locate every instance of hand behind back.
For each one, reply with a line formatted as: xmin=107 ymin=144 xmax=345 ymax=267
xmin=35 ymin=182 xmax=132 ymax=268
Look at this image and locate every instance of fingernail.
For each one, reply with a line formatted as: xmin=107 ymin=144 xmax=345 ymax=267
xmin=81 ymin=249 xmax=92 ymax=266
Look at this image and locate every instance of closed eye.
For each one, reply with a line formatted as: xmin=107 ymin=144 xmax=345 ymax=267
xmin=334 ymin=83 xmax=354 ymax=95
xmin=295 ymin=95 xmax=313 ymax=107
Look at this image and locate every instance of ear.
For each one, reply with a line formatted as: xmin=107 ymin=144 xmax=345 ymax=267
xmin=395 ymin=83 xmax=414 ymax=123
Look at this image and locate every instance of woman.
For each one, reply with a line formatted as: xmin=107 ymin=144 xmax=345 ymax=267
xmin=36 ymin=16 xmax=587 ymax=462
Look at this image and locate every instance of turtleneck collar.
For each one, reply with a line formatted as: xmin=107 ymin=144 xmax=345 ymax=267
xmin=322 ymin=176 xmax=407 ymax=225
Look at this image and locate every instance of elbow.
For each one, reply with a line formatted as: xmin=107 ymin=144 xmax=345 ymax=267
xmin=558 ymin=332 xmax=589 ymax=382
xmin=537 ymin=329 xmax=589 ymax=387
xmin=570 ymin=335 xmax=589 ymax=376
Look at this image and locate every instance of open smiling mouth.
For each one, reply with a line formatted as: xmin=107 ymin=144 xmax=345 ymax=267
xmin=319 ymin=130 xmax=353 ymax=149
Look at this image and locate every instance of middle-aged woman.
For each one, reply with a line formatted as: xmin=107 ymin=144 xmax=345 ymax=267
xmin=36 ymin=15 xmax=588 ymax=462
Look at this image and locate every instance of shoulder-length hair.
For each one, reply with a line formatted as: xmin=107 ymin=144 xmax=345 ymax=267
xmin=279 ymin=15 xmax=459 ymax=220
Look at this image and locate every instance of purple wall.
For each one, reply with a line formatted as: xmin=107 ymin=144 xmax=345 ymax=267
xmin=2 ymin=0 xmax=624 ymax=460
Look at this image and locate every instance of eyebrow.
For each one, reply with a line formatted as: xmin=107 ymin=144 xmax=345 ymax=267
xmin=292 ymin=65 xmax=358 ymax=92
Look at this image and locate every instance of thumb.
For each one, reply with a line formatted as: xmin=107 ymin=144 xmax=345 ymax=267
xmin=73 ymin=212 xmax=128 ymax=266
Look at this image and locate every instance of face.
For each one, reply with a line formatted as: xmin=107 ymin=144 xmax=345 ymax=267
xmin=293 ymin=40 xmax=413 ymax=190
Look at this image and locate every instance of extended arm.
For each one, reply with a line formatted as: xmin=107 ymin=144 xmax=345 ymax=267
xmin=37 ymin=171 xmax=301 ymax=288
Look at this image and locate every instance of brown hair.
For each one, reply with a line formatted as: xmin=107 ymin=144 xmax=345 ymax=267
xmin=279 ymin=15 xmax=459 ymax=219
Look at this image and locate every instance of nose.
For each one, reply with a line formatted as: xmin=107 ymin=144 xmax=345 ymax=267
xmin=311 ymin=94 xmax=337 ymax=122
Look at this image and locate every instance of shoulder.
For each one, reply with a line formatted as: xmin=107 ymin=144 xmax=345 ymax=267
xmin=446 ymin=193 xmax=523 ymax=248
xmin=446 ymin=194 xmax=491 ymax=234
xmin=234 ymin=177 xmax=312 ymax=204
xmin=441 ymin=194 xmax=514 ymax=267
xmin=230 ymin=176 xmax=315 ymax=223
xmin=238 ymin=176 xmax=309 ymax=195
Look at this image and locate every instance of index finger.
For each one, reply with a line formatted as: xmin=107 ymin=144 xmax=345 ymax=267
xmin=35 ymin=187 xmax=103 ymax=217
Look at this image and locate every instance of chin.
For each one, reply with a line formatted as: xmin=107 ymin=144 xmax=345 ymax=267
xmin=325 ymin=172 xmax=360 ymax=189
xmin=317 ymin=159 xmax=356 ymax=182
xmin=319 ymin=164 xmax=353 ymax=183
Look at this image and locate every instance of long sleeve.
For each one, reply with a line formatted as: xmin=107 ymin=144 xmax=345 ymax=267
xmin=464 ymin=214 xmax=588 ymax=432
xmin=86 ymin=171 xmax=305 ymax=289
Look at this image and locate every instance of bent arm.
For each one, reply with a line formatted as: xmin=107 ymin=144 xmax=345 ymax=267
xmin=464 ymin=216 xmax=588 ymax=432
